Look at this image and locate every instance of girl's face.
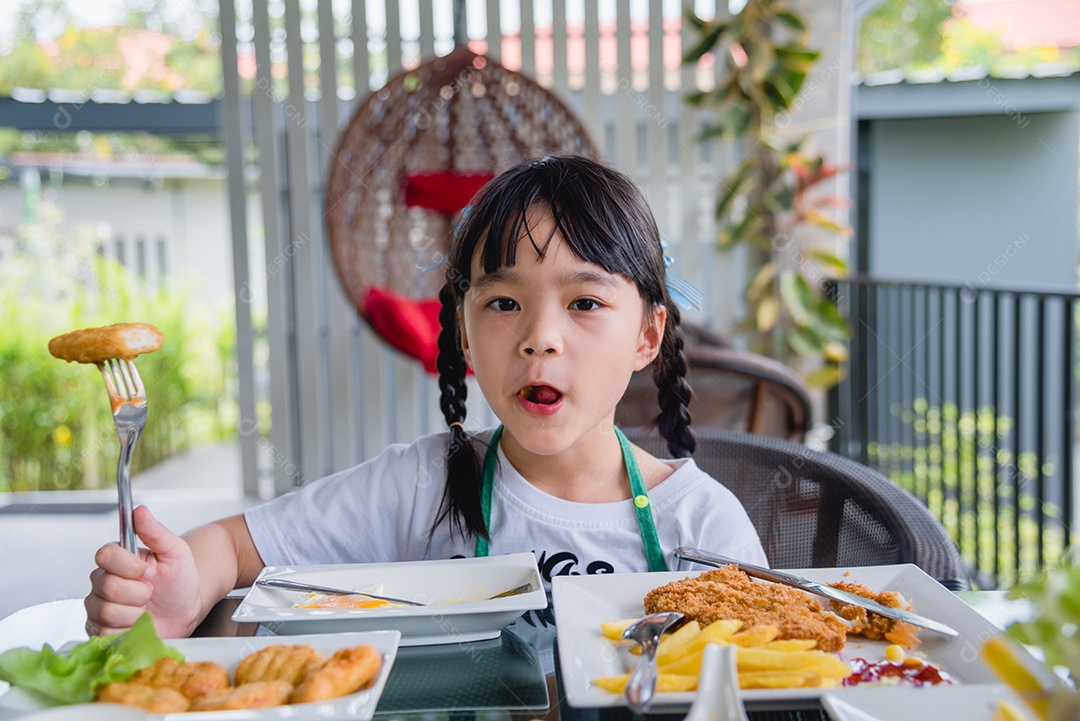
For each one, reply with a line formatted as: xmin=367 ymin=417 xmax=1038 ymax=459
xmin=459 ymin=210 xmax=665 ymax=459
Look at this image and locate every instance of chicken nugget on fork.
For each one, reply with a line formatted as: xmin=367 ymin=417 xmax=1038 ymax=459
xmin=290 ymin=645 xmax=382 ymax=704
xmin=191 ymin=680 xmax=294 ymax=711
xmin=236 ymin=644 xmax=326 ymax=686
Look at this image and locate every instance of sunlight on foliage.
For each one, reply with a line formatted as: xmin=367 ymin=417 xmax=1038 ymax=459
xmin=0 ymin=199 xmax=236 ymax=492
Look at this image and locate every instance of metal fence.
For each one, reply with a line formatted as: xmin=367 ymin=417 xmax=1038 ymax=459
xmin=834 ymin=276 xmax=1079 ymax=587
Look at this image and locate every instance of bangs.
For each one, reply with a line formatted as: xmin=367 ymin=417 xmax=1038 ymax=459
xmin=448 ymin=156 xmax=665 ymax=303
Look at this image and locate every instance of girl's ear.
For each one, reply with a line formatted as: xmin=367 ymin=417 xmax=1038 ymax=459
xmin=458 ymin=310 xmax=473 ymax=366
xmin=633 ymin=304 xmax=666 ymax=372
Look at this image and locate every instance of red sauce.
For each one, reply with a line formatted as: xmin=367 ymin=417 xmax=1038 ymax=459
xmin=843 ymin=657 xmax=954 ymax=687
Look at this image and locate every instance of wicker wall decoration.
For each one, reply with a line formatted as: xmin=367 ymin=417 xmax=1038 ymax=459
xmin=325 ymin=47 xmax=599 ymax=372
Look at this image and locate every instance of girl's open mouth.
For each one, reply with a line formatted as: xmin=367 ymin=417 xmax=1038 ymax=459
xmin=518 ymin=384 xmax=563 ymax=412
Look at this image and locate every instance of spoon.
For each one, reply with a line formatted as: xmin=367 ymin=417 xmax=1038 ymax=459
xmin=255 ymin=578 xmax=427 ymax=607
xmin=623 ymin=611 xmax=685 ymax=714
xmin=683 ymin=643 xmax=749 ymax=721
xmin=255 ymin=578 xmax=536 ymax=606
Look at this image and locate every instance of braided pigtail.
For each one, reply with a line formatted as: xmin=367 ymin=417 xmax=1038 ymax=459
xmin=654 ymin=302 xmax=695 ymax=458
xmin=433 ymin=282 xmax=488 ymax=541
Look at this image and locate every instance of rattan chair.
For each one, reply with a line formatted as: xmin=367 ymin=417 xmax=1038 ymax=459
xmin=325 ymin=47 xmax=599 ymax=371
xmin=616 ymin=342 xmax=813 ymax=442
xmin=621 ymin=426 xmax=968 ymax=590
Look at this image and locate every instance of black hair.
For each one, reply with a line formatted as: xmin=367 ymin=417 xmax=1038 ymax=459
xmin=433 ymin=155 xmax=694 ymax=541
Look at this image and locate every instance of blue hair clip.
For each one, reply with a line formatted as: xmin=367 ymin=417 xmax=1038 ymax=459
xmin=453 ymin=204 xmax=472 ymax=238
xmin=661 ymin=241 xmax=703 ymax=311
xmin=416 ymin=254 xmax=449 ymax=272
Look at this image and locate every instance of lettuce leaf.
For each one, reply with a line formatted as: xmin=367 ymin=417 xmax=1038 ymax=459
xmin=0 ymin=612 xmax=183 ymax=705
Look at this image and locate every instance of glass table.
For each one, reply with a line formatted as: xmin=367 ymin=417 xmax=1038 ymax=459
xmin=2 ymin=590 xmax=1020 ymax=721
xmin=193 ymin=598 xmax=830 ymax=721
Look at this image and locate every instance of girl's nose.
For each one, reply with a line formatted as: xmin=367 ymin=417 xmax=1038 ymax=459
xmin=518 ymin=308 xmax=563 ymax=357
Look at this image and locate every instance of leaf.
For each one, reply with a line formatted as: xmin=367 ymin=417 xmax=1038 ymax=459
xmin=774 ymin=11 xmax=806 ymax=33
xmin=808 ymin=250 xmax=848 ymax=276
xmin=820 ymin=341 xmax=846 ymax=362
xmin=768 ymin=184 xmax=796 ymax=213
xmin=763 ymin=79 xmax=791 ymax=112
xmin=786 ymin=69 xmax=808 ymax=97
xmin=788 ymin=327 xmax=824 ymax=356
xmin=0 ymin=613 xmax=183 ymax=705
xmin=801 ymin=210 xmax=852 ymax=236
xmin=724 ymin=103 xmax=753 ymax=137
xmin=775 ymin=44 xmax=822 ymax=68
xmin=715 ymin=162 xmax=757 ymax=219
xmin=745 ymin=261 xmax=777 ymax=300
xmin=726 ymin=212 xmax=766 ymax=248
xmin=804 ymin=364 xmax=844 ymax=388
xmin=778 ymin=270 xmax=812 ymax=327
xmin=686 ymin=11 xmax=709 ymax=31
xmin=683 ymin=22 xmax=729 ymax=64
xmin=756 ymin=296 xmax=780 ymax=332
xmin=824 ymin=341 xmax=849 ymax=362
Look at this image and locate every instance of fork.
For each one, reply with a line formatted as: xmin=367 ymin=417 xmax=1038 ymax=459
xmin=97 ymin=358 xmax=147 ymax=554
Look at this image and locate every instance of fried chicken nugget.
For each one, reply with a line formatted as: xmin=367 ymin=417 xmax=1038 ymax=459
xmin=235 ymin=644 xmax=326 ymax=686
xmin=129 ymin=656 xmax=231 ymax=700
xmin=96 ymin=681 xmax=192 ymax=713
xmin=190 ymin=680 xmax=294 ymax=711
xmin=290 ymin=645 xmax=382 ymax=704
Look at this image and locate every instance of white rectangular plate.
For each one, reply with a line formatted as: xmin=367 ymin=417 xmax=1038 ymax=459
xmin=553 ymin=564 xmax=1002 ymax=709
xmin=821 ymin=684 xmax=1025 ymax=721
xmin=0 ymin=630 xmax=400 ymax=721
xmin=233 ymin=553 xmax=547 ymax=646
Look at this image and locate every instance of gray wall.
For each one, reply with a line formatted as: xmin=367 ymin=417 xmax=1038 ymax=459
xmin=865 ymin=110 xmax=1079 ymax=288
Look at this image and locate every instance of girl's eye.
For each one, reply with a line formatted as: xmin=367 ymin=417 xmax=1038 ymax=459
xmin=488 ymin=297 xmax=519 ymax=312
xmin=570 ymin=298 xmax=601 ymax=311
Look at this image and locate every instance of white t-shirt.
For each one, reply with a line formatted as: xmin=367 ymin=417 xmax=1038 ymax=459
xmin=244 ymin=429 xmax=767 ymax=671
xmin=245 ymin=429 xmax=767 ymax=576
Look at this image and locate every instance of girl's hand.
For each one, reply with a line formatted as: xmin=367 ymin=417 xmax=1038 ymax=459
xmin=85 ymin=505 xmax=202 ymax=638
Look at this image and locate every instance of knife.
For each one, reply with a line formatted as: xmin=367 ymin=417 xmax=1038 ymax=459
xmin=672 ymin=547 xmax=959 ymax=637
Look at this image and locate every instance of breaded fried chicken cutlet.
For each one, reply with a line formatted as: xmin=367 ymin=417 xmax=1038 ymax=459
xmin=643 ymin=565 xmax=918 ymax=652
xmin=829 ymin=581 xmax=919 ymax=647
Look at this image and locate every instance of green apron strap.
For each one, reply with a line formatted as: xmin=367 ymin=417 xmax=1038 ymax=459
xmin=473 ymin=424 xmax=667 ymax=572
xmin=474 ymin=425 xmax=503 ymax=559
xmin=615 ymin=426 xmax=669 ymax=572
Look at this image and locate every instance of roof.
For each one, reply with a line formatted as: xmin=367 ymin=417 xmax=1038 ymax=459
xmin=854 ymin=69 xmax=1080 ymax=119
xmin=0 ymin=90 xmax=219 ymax=134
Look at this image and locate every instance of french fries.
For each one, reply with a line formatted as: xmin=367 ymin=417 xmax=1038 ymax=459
xmin=592 ymin=617 xmax=852 ymax=693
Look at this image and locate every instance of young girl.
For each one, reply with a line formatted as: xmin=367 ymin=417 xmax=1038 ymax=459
xmin=85 ymin=156 xmax=766 ymax=643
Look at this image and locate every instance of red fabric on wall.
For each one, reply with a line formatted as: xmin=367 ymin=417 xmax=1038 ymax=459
xmin=403 ymin=172 xmax=494 ymax=214
xmin=362 ymin=286 xmax=443 ymax=374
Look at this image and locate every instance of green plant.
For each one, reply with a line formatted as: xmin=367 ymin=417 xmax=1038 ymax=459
xmin=683 ymin=0 xmax=849 ymax=387
xmin=0 ymin=200 xmax=236 ymax=492
xmin=1007 ymin=550 xmax=1080 ymax=688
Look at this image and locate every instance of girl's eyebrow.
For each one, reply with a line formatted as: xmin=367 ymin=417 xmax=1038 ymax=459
xmin=471 ymin=268 xmax=621 ymax=291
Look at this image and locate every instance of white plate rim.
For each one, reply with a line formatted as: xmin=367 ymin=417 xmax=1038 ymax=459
xmin=552 ymin=563 xmax=1004 ymax=710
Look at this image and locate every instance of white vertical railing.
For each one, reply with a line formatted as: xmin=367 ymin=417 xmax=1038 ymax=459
xmin=221 ymin=0 xmax=771 ymax=491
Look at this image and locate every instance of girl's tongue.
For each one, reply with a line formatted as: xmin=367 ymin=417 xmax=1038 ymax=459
xmin=520 ymin=385 xmax=562 ymax=405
